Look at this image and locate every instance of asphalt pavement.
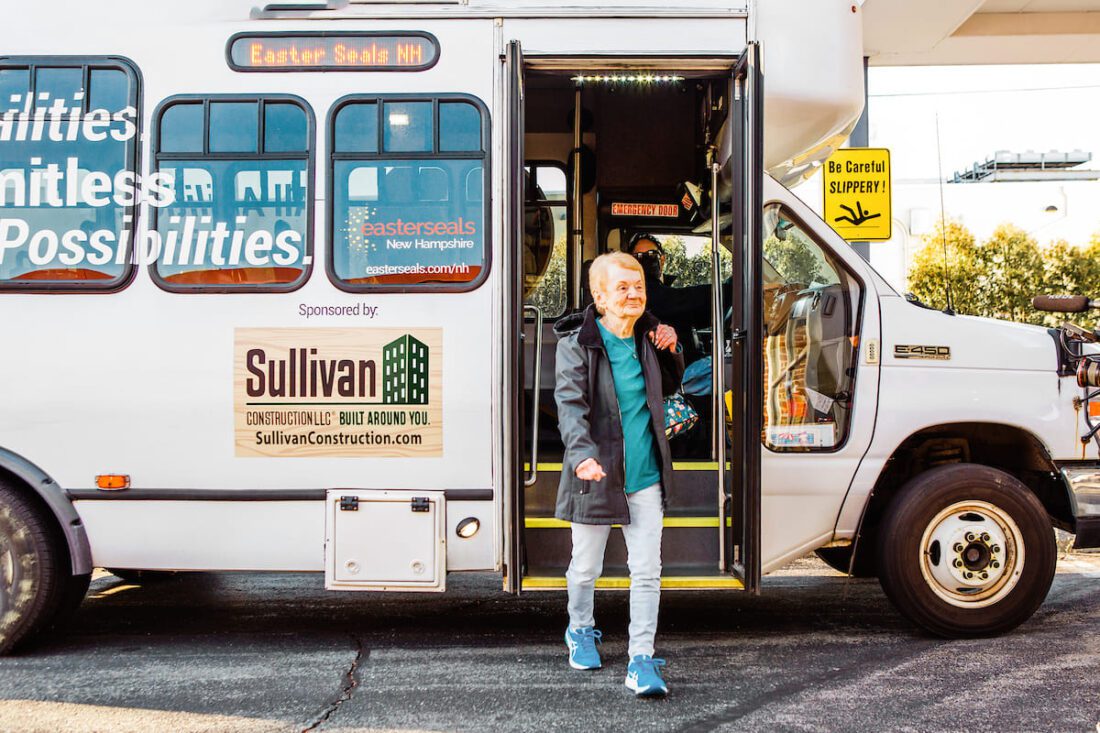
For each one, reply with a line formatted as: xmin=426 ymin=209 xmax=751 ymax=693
xmin=0 ymin=554 xmax=1098 ymax=733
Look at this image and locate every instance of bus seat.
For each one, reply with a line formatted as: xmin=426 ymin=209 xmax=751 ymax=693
xmin=579 ymin=258 xmax=594 ymax=308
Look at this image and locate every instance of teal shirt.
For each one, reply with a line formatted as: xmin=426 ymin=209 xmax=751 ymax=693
xmin=597 ymin=318 xmax=662 ymax=493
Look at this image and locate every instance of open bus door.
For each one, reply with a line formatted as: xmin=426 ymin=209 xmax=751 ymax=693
xmin=724 ymin=43 xmax=764 ymax=593
xmin=504 ymin=40 xmax=525 ymax=593
xmin=506 ymin=43 xmax=761 ymax=594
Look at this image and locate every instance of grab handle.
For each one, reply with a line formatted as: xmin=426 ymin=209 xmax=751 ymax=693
xmin=709 ymin=162 xmax=728 ymax=571
xmin=524 ymin=304 xmax=544 ymax=487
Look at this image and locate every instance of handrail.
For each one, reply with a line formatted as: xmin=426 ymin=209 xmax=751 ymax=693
xmin=709 ymin=161 xmax=728 ymax=571
xmin=524 ymin=304 xmax=545 ymax=487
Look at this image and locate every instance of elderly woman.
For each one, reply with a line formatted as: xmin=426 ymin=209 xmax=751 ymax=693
xmin=552 ymin=250 xmax=684 ymax=697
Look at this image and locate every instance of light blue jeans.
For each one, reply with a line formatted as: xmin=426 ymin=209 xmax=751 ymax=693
xmin=566 ymin=483 xmax=663 ymax=658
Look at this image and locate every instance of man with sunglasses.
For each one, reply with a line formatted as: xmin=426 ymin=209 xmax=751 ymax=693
xmin=625 ymin=233 xmax=725 ymax=365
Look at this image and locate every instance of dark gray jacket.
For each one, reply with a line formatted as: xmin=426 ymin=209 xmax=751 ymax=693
xmin=553 ymin=305 xmax=685 ymax=525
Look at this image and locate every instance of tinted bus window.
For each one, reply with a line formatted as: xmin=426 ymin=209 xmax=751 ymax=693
xmin=152 ymin=95 xmax=314 ymax=292
xmin=0 ymin=58 xmax=140 ymax=291
xmin=328 ymin=95 xmax=489 ymax=292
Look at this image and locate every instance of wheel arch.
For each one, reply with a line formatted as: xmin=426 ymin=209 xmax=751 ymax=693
xmin=851 ymin=422 xmax=1070 ymax=572
xmin=0 ymin=447 xmax=92 ymax=575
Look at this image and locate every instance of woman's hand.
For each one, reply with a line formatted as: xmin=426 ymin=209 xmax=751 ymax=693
xmin=575 ymin=458 xmax=606 ymax=481
xmin=649 ymin=324 xmax=678 ymax=352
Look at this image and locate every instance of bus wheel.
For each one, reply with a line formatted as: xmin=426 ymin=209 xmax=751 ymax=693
xmin=877 ymin=464 xmax=1056 ymax=638
xmin=0 ymin=485 xmax=65 ymax=655
xmin=815 ymin=545 xmax=876 ymax=578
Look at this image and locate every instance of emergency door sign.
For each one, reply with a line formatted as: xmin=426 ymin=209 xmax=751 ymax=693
xmin=823 ymin=148 xmax=891 ymax=241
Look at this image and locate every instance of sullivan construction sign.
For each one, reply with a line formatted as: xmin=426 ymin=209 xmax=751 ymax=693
xmin=823 ymin=148 xmax=892 ymax=242
xmin=234 ymin=327 xmax=443 ymax=457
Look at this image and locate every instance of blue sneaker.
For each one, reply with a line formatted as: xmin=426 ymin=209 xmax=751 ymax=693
xmin=625 ymin=655 xmax=668 ymax=697
xmin=565 ymin=626 xmax=602 ymax=670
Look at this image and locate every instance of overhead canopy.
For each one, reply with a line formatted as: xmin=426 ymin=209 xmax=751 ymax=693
xmin=863 ymin=0 xmax=1100 ymax=64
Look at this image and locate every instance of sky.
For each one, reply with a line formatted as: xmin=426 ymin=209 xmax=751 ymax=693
xmin=866 ymin=63 xmax=1100 ymax=184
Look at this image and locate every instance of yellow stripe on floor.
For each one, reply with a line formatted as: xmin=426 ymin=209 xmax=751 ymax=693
xmin=525 ymin=516 xmax=730 ymax=529
xmin=522 ymin=576 xmax=744 ymax=590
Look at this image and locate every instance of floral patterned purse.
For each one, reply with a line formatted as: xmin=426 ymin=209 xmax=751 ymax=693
xmin=663 ymin=392 xmax=699 ymax=439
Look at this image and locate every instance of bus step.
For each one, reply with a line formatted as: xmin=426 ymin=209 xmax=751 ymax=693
xmin=523 ymin=523 xmax=721 ymax=573
xmin=521 ymin=575 xmax=743 ymax=590
xmin=523 ymin=462 xmax=724 ymax=516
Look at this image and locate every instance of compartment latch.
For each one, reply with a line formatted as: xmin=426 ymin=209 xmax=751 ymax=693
xmin=411 ymin=497 xmax=431 ymax=512
xmin=340 ymin=496 xmax=359 ymax=511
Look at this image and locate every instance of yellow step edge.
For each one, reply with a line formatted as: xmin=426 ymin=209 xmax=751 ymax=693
xmin=525 ymin=517 xmax=730 ymax=529
xmin=522 ymin=576 xmax=744 ymax=590
xmin=524 ymin=462 xmax=722 ymax=472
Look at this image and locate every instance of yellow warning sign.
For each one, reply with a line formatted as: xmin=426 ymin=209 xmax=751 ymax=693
xmin=823 ymin=148 xmax=891 ymax=241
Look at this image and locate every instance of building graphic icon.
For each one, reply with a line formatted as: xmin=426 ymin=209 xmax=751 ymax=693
xmin=382 ymin=334 xmax=429 ymax=405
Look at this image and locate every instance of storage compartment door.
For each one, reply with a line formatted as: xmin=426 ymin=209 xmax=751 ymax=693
xmin=325 ymin=490 xmax=446 ymax=591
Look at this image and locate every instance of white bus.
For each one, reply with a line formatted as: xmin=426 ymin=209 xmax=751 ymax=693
xmin=0 ymin=0 xmax=1096 ymax=653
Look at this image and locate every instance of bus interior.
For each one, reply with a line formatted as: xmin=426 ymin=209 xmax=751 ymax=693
xmin=518 ymin=60 xmax=744 ymax=589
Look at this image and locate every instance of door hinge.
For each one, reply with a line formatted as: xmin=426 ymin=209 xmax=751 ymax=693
xmin=340 ymin=496 xmax=359 ymax=511
xmin=411 ymin=497 xmax=431 ymax=512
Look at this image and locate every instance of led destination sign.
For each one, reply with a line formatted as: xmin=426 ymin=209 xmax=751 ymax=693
xmin=227 ymin=32 xmax=439 ymax=72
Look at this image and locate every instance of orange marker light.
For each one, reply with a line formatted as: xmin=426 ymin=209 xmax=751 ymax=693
xmin=95 ymin=474 xmax=130 ymax=491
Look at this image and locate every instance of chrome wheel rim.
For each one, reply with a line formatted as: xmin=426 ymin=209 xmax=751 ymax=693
xmin=919 ymin=500 xmax=1024 ymax=609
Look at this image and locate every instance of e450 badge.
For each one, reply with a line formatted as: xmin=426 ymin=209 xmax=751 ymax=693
xmin=894 ymin=344 xmax=951 ymax=361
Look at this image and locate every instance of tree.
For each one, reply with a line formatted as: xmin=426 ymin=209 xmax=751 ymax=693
xmin=764 ymin=231 xmax=822 ymax=285
xmin=907 ymin=220 xmax=1100 ymax=328
xmin=907 ymin=220 xmax=984 ymax=315
xmin=526 ymin=237 xmax=567 ymax=317
xmin=662 ymin=236 xmax=718 ymax=287
xmin=981 ymin=224 xmax=1045 ymax=324
xmin=1040 ymin=237 xmax=1100 ymax=329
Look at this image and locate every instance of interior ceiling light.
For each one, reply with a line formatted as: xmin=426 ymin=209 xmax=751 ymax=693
xmin=571 ymin=74 xmax=685 ymax=85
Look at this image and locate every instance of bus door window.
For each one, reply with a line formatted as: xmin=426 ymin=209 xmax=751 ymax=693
xmin=762 ymin=205 xmax=863 ymax=452
xmin=523 ymin=163 xmax=568 ymax=319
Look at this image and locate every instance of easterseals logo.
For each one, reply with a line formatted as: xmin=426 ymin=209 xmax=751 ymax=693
xmin=360 ymin=217 xmax=476 ymax=238
xmin=234 ymin=327 xmax=442 ymax=457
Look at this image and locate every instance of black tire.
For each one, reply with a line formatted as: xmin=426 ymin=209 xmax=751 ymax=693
xmin=877 ymin=464 xmax=1056 ymax=638
xmin=815 ymin=545 xmax=877 ymax=578
xmin=0 ymin=484 xmax=66 ymax=655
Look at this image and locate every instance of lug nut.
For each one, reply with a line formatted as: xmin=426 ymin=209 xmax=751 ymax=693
xmin=966 ymin=533 xmax=975 ymax=542
xmin=980 ymin=572 xmax=989 ymax=580
xmin=981 ymin=533 xmax=990 ymax=542
xmin=992 ymin=561 xmax=1000 ymax=569
xmin=953 ymin=543 xmax=964 ymax=552
xmin=954 ymin=559 xmax=963 ymax=568
xmin=991 ymin=545 xmax=1001 ymax=554
xmin=964 ymin=571 xmax=973 ymax=579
